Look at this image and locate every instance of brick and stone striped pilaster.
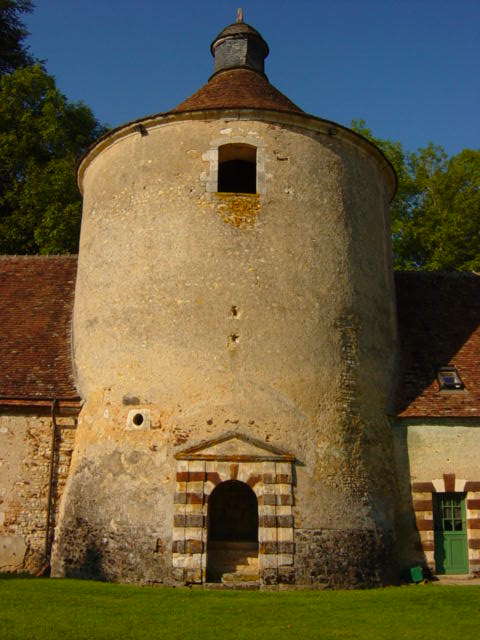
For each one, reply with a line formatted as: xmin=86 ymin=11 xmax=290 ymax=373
xmin=412 ymin=475 xmax=480 ymax=576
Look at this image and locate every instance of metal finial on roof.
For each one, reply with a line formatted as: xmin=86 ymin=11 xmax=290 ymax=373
xmin=236 ymin=8 xmax=244 ymax=23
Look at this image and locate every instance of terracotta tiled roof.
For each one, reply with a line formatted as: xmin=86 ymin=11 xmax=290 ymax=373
xmin=395 ymin=272 xmax=480 ymax=418
xmin=172 ymin=68 xmax=303 ymax=114
xmin=0 ymin=256 xmax=79 ymax=401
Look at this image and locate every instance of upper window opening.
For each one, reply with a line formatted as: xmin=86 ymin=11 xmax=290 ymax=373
xmin=218 ymin=144 xmax=256 ymax=194
xmin=437 ymin=366 xmax=463 ymax=390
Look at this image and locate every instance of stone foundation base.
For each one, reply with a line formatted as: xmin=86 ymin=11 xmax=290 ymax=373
xmin=51 ymin=518 xmax=168 ymax=584
xmin=294 ymin=528 xmax=396 ymax=588
xmin=52 ymin=525 xmax=397 ymax=588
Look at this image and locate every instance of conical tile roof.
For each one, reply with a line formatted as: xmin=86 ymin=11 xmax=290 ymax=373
xmin=172 ymin=68 xmax=303 ymax=114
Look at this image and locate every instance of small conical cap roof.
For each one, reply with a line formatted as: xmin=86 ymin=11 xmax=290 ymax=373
xmin=210 ymin=21 xmax=269 ymax=57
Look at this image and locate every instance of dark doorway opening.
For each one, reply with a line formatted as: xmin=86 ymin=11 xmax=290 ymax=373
xmin=207 ymin=480 xmax=259 ymax=583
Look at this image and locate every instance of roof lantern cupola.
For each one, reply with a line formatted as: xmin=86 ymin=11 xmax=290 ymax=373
xmin=172 ymin=9 xmax=301 ymax=114
xmin=210 ymin=8 xmax=270 ymax=77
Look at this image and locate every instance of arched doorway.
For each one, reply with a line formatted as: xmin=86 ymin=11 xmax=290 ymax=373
xmin=207 ymin=480 xmax=259 ymax=583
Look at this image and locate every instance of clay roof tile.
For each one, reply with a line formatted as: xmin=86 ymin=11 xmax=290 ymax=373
xmin=0 ymin=256 xmax=79 ymax=401
xmin=172 ymin=68 xmax=303 ymax=114
xmin=395 ymin=271 xmax=480 ymax=418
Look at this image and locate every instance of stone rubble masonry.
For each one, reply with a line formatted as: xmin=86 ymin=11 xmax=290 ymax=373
xmin=294 ymin=528 xmax=394 ymax=588
xmin=0 ymin=410 xmax=77 ymax=573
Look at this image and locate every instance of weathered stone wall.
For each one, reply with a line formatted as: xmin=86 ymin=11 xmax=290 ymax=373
xmin=0 ymin=409 xmax=76 ymax=573
xmin=52 ymin=111 xmax=398 ymax=586
xmin=393 ymin=419 xmax=480 ymax=576
xmin=295 ymin=528 xmax=395 ymax=588
xmin=50 ymin=403 xmax=170 ymax=583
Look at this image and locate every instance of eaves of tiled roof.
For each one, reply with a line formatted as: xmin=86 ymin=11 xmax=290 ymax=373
xmin=395 ymin=271 xmax=480 ymax=418
xmin=0 ymin=255 xmax=80 ymax=405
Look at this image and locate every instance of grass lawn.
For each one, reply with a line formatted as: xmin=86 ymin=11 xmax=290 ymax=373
xmin=1 ymin=577 xmax=480 ymax=640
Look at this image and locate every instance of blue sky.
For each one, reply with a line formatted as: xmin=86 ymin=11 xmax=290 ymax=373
xmin=24 ymin=1 xmax=479 ymax=156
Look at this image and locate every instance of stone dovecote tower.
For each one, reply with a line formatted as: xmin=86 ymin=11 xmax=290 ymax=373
xmin=51 ymin=15 xmax=398 ymax=588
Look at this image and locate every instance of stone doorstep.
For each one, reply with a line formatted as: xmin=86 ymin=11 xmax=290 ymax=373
xmin=214 ymin=566 xmax=259 ymax=576
xmin=433 ymin=575 xmax=480 ymax=585
xmin=207 ymin=540 xmax=259 ymax=581
xmin=211 ymin=548 xmax=258 ymax=556
xmin=228 ymin=562 xmax=259 ymax=571
xmin=212 ymin=557 xmax=259 ymax=568
xmin=208 ymin=555 xmax=259 ymax=583
xmin=222 ymin=572 xmax=260 ymax=584
xmin=196 ymin=582 xmax=260 ymax=591
xmin=213 ymin=552 xmax=258 ymax=561
xmin=213 ymin=553 xmax=258 ymax=561
xmin=209 ymin=566 xmax=259 ymax=580
xmin=190 ymin=583 xmax=329 ymax=591
xmin=208 ymin=541 xmax=258 ymax=551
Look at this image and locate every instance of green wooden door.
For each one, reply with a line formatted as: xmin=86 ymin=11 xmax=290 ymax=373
xmin=434 ymin=493 xmax=469 ymax=574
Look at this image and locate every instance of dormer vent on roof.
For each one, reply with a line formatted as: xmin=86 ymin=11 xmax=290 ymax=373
xmin=437 ymin=366 xmax=464 ymax=391
xmin=210 ymin=12 xmax=269 ymax=78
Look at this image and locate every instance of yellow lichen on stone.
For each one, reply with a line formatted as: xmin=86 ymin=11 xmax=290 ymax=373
xmin=214 ymin=192 xmax=260 ymax=229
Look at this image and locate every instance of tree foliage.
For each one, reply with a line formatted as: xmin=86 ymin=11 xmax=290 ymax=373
xmin=0 ymin=65 xmax=106 ymax=254
xmin=352 ymin=120 xmax=480 ymax=271
xmin=0 ymin=0 xmax=35 ymax=75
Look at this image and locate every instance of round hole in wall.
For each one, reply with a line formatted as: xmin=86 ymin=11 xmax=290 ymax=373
xmin=133 ymin=413 xmax=144 ymax=426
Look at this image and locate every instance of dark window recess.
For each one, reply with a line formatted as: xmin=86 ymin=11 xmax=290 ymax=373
xmin=218 ymin=144 xmax=256 ymax=194
xmin=437 ymin=367 xmax=464 ymax=390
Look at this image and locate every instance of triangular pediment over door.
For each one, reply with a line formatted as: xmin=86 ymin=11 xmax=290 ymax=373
xmin=174 ymin=431 xmax=295 ymax=462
